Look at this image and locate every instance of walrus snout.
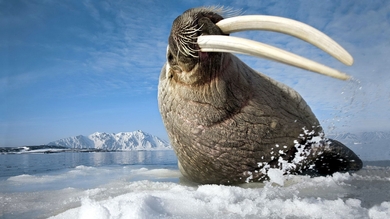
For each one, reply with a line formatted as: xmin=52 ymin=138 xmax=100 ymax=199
xmin=166 ymin=8 xmax=239 ymax=60
xmin=166 ymin=8 xmax=228 ymax=81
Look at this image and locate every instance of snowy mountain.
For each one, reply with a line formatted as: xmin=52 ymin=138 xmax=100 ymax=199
xmin=328 ymin=131 xmax=390 ymax=161
xmin=48 ymin=135 xmax=95 ymax=149
xmin=48 ymin=130 xmax=172 ymax=151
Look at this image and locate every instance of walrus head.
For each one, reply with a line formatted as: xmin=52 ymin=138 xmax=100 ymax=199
xmin=166 ymin=8 xmax=227 ymax=85
xmin=166 ymin=7 xmax=353 ymax=86
xmin=159 ymin=7 xmax=361 ymax=184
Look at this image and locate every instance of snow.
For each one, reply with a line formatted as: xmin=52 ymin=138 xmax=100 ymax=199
xmin=266 ymin=168 xmax=285 ymax=186
xmin=1 ymin=164 xmax=390 ymax=219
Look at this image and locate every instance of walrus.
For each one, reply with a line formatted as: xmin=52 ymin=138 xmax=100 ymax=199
xmin=158 ymin=7 xmax=362 ymax=184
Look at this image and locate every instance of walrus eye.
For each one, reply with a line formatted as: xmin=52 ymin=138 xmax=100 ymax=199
xmin=198 ymin=17 xmax=225 ymax=36
xmin=197 ymin=15 xmax=353 ymax=80
xmin=168 ymin=52 xmax=174 ymax=62
xmin=201 ymin=11 xmax=224 ymax=24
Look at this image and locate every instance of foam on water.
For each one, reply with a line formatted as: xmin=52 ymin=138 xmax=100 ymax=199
xmin=1 ymin=163 xmax=390 ymax=219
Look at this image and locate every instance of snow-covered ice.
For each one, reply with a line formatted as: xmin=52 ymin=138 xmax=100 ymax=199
xmin=1 ymin=161 xmax=390 ymax=219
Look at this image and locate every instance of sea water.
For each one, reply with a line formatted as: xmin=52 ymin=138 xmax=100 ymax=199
xmin=1 ymin=151 xmax=390 ymax=219
xmin=0 ymin=150 xmax=177 ymax=178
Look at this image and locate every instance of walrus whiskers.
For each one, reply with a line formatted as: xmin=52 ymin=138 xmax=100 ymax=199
xmin=176 ymin=26 xmax=201 ymax=58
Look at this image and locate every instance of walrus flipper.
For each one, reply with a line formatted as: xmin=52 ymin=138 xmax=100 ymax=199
xmin=310 ymin=139 xmax=363 ymax=176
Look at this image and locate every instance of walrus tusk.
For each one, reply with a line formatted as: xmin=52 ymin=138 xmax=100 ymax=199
xmin=215 ymin=15 xmax=353 ymax=66
xmin=198 ymin=35 xmax=351 ymax=80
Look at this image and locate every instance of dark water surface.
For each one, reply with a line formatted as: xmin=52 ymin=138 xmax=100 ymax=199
xmin=0 ymin=150 xmax=177 ymax=178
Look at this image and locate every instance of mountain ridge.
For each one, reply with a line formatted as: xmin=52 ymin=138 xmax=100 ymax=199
xmin=48 ymin=130 xmax=172 ymax=151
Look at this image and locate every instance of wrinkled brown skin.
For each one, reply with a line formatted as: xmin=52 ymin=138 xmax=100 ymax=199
xmin=158 ymin=8 xmax=363 ymax=184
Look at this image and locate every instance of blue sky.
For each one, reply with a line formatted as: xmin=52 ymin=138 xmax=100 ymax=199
xmin=1 ymin=0 xmax=389 ymax=146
